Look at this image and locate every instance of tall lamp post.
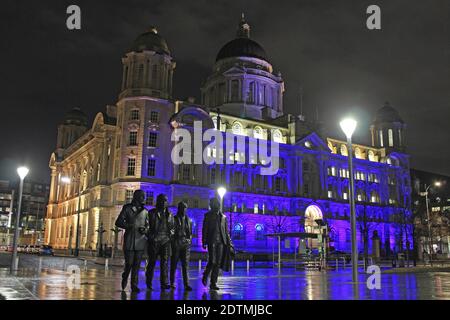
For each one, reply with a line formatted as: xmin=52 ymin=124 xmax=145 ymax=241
xmin=217 ymin=186 xmax=228 ymax=231
xmin=422 ymin=181 xmax=441 ymax=265
xmin=340 ymin=118 xmax=358 ymax=283
xmin=11 ymin=166 xmax=29 ymax=272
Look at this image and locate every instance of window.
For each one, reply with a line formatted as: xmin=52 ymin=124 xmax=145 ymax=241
xmin=129 ymin=131 xmax=138 ymax=146
xmin=147 ymin=159 xmax=156 ymax=176
xmin=253 ymin=126 xmax=263 ymax=139
xmin=148 ymin=132 xmax=157 ymax=147
xmin=343 ymin=192 xmax=348 ymax=200
xmin=275 ymin=177 xmax=282 ymax=192
xmin=96 ymin=163 xmax=101 ymax=181
xmin=210 ymin=167 xmax=216 ymax=184
xmin=254 ymin=203 xmax=259 ymax=214
xmin=125 ymin=189 xmax=134 ymax=204
xmin=255 ymin=224 xmax=265 ymax=240
xmin=247 ymin=81 xmax=255 ymax=103
xmin=127 ymin=158 xmax=136 ymax=176
xmin=146 ymin=191 xmax=154 ymax=205
xmin=371 ymin=191 xmax=379 ymax=203
xmin=137 ymin=64 xmax=144 ymax=85
xmin=232 ymin=223 xmax=245 ymax=240
xmin=182 ymin=165 xmax=190 ymax=180
xmin=231 ymin=80 xmax=239 ymax=101
xmin=232 ymin=122 xmax=243 ymax=135
xmin=340 ymin=144 xmax=348 ymax=156
xmin=150 ymin=111 xmax=159 ymax=123
xmin=303 ymin=162 xmax=310 ymax=172
xmin=304 ymin=183 xmax=309 ymax=195
xmin=328 ymin=190 xmax=334 ymax=199
xmin=272 ymin=129 xmax=283 ymax=143
xmin=328 ymin=166 xmax=337 ymax=176
xmin=354 ymin=147 xmax=363 ymax=159
xmin=379 ymin=130 xmax=384 ymax=147
xmin=388 ymin=129 xmax=394 ymax=147
xmin=130 ymin=109 xmax=140 ymax=121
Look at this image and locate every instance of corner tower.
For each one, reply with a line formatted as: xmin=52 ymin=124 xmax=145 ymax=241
xmin=370 ymin=101 xmax=406 ymax=152
xmin=201 ymin=14 xmax=284 ymax=120
xmin=119 ymin=27 xmax=176 ymax=100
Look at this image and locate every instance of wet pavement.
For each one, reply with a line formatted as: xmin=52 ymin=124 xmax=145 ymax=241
xmin=0 ymin=254 xmax=450 ymax=300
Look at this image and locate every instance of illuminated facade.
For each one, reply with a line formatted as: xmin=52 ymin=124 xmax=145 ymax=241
xmin=45 ymin=16 xmax=412 ymax=256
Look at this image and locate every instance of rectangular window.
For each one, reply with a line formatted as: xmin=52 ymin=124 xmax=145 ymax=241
xmin=147 ymin=159 xmax=156 ymax=176
xmin=254 ymin=203 xmax=259 ymax=214
xmin=231 ymin=80 xmax=239 ymax=102
xmin=146 ymin=191 xmax=154 ymax=205
xmin=210 ymin=167 xmax=216 ymax=184
xmin=343 ymin=192 xmax=348 ymax=200
xmin=129 ymin=131 xmax=138 ymax=146
xmin=150 ymin=111 xmax=159 ymax=123
xmin=127 ymin=158 xmax=136 ymax=176
xmin=148 ymin=132 xmax=157 ymax=147
xmin=130 ymin=109 xmax=140 ymax=120
xmin=275 ymin=177 xmax=282 ymax=192
xmin=125 ymin=189 xmax=134 ymax=204
xmin=182 ymin=165 xmax=190 ymax=180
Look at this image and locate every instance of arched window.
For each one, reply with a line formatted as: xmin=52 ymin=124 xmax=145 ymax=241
xmin=137 ymin=64 xmax=144 ymax=86
xmin=272 ymin=129 xmax=283 ymax=143
xmin=328 ymin=141 xmax=336 ymax=153
xmin=370 ymin=191 xmax=380 ymax=203
xmin=232 ymin=223 xmax=245 ymax=240
xmin=232 ymin=122 xmax=243 ymax=135
xmin=253 ymin=126 xmax=264 ymax=139
xmin=255 ymin=224 xmax=265 ymax=240
xmin=354 ymin=147 xmax=363 ymax=159
xmin=388 ymin=129 xmax=394 ymax=147
xmin=340 ymin=144 xmax=348 ymax=156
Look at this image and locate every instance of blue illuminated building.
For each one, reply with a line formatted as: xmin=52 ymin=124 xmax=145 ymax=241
xmin=45 ymin=15 xmax=413 ymax=257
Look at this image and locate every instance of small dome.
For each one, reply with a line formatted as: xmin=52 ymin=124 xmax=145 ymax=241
xmin=373 ymin=102 xmax=404 ymax=123
xmin=130 ymin=27 xmax=170 ymax=55
xmin=216 ymin=38 xmax=268 ymax=62
xmin=64 ymin=107 xmax=88 ymax=127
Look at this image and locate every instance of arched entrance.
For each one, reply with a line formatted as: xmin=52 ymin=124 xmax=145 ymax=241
xmin=304 ymin=205 xmax=323 ymax=249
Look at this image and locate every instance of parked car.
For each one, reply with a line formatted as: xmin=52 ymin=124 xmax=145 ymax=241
xmin=39 ymin=245 xmax=54 ymax=256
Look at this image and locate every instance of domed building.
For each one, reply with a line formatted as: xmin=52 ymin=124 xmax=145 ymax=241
xmin=45 ymin=16 xmax=412 ymax=258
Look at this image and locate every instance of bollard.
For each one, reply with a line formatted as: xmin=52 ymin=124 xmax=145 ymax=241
xmin=198 ymin=259 xmax=202 ymax=272
xmin=84 ymin=259 xmax=88 ymax=271
xmin=231 ymin=260 xmax=234 ymax=273
xmin=246 ymin=259 xmax=250 ymax=272
xmin=105 ymin=258 xmax=109 ymax=271
xmin=336 ymin=258 xmax=339 ymax=271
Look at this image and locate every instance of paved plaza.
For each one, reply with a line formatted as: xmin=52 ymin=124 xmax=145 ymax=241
xmin=1 ymin=253 xmax=450 ymax=300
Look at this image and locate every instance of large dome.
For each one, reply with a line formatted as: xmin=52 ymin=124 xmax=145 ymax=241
xmin=216 ymin=37 xmax=268 ymax=62
xmin=64 ymin=107 xmax=88 ymax=127
xmin=373 ymin=102 xmax=404 ymax=123
xmin=130 ymin=27 xmax=170 ymax=55
xmin=215 ymin=14 xmax=269 ymax=63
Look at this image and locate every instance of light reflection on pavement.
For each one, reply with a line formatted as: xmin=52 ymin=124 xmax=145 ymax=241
xmin=1 ymin=257 xmax=450 ymax=300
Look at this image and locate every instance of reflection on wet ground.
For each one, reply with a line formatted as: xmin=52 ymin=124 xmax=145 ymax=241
xmin=1 ymin=262 xmax=450 ymax=300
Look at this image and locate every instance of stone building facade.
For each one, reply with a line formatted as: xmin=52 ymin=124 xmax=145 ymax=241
xmin=45 ymin=16 xmax=412 ymax=255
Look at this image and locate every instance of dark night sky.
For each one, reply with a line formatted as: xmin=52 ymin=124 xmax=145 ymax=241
xmin=0 ymin=0 xmax=449 ymax=183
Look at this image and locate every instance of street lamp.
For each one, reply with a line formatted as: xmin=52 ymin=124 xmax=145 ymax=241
xmin=217 ymin=186 xmax=228 ymax=231
xmin=340 ymin=118 xmax=358 ymax=283
xmin=422 ymin=181 xmax=441 ymax=265
xmin=11 ymin=166 xmax=29 ymax=272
